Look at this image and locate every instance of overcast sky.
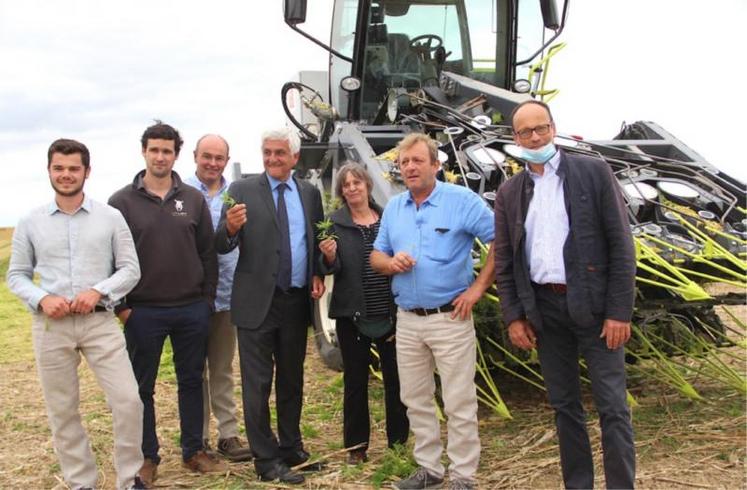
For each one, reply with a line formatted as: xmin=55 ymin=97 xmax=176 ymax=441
xmin=0 ymin=0 xmax=744 ymax=226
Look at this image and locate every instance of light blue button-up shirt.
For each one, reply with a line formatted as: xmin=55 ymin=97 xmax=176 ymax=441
xmin=6 ymin=196 xmax=141 ymax=311
xmin=266 ymin=173 xmax=309 ymax=288
xmin=184 ymin=173 xmax=239 ymax=312
xmin=374 ymin=181 xmax=494 ymax=309
xmin=524 ymin=151 xmax=569 ymax=284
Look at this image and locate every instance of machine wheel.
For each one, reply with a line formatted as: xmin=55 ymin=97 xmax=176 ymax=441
xmin=312 ymin=275 xmax=343 ymax=371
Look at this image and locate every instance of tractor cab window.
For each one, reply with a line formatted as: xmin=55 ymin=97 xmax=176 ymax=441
xmin=360 ymin=0 xmax=500 ymax=121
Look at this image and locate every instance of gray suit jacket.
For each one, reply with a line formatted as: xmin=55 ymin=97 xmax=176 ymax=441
xmin=215 ymin=172 xmax=324 ymax=329
xmin=494 ymin=150 xmax=636 ymax=330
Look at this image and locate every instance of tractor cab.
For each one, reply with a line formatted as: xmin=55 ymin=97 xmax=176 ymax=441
xmin=285 ymin=0 xmax=566 ymax=130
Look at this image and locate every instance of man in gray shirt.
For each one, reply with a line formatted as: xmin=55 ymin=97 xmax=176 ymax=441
xmin=7 ymin=138 xmax=145 ymax=489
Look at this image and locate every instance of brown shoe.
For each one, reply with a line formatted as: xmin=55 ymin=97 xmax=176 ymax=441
xmin=182 ymin=450 xmax=229 ymax=474
xmin=218 ymin=436 xmax=253 ymax=462
xmin=138 ymin=458 xmax=158 ymax=487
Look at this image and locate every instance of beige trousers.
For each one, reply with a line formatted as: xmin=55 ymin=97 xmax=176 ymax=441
xmin=395 ymin=310 xmax=480 ymax=482
xmin=202 ymin=310 xmax=239 ymax=440
xmin=32 ymin=312 xmax=143 ymax=489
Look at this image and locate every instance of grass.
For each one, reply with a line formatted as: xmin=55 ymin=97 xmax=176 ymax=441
xmin=0 ymin=282 xmax=34 ymax=364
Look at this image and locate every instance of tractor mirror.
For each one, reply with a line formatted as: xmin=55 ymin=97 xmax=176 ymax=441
xmin=539 ymin=0 xmax=560 ymax=30
xmin=284 ymin=0 xmax=307 ymax=25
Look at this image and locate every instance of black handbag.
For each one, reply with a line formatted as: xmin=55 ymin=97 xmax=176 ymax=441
xmin=354 ymin=315 xmax=394 ymax=339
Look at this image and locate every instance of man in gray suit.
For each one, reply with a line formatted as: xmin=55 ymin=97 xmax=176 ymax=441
xmin=494 ymin=100 xmax=636 ymax=489
xmin=215 ymin=127 xmax=325 ymax=485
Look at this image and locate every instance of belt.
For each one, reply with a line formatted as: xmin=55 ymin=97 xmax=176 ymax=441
xmin=94 ymin=305 xmax=109 ymax=312
xmin=405 ymin=303 xmax=456 ymax=316
xmin=274 ymin=286 xmax=307 ymax=296
xmin=532 ymin=282 xmax=567 ymax=294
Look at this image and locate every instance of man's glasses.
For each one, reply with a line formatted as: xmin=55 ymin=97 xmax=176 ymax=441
xmin=514 ymin=123 xmax=552 ymax=140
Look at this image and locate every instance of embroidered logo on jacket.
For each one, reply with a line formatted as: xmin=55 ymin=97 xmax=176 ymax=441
xmin=172 ymin=199 xmax=188 ymax=217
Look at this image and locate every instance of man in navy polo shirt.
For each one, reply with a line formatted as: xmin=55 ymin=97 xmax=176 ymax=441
xmin=371 ymin=133 xmax=495 ymax=490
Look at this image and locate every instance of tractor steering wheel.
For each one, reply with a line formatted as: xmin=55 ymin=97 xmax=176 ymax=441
xmin=409 ymin=34 xmax=443 ymax=52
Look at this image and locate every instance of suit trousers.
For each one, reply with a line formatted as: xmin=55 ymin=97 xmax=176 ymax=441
xmin=236 ymin=287 xmax=310 ymax=474
xmin=336 ymin=317 xmax=409 ymax=450
xmin=395 ymin=310 xmax=480 ymax=482
xmin=124 ymin=301 xmax=211 ymax=463
xmin=534 ymin=286 xmax=635 ymax=489
xmin=32 ymin=311 xmax=143 ymax=489
xmin=202 ymin=310 xmax=239 ymax=441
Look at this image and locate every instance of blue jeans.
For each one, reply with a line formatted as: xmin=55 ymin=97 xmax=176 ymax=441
xmin=124 ymin=301 xmax=210 ymax=462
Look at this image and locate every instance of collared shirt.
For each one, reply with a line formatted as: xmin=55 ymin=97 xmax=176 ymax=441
xmin=374 ymin=181 xmax=494 ymax=310
xmin=6 ymin=196 xmax=141 ymax=312
xmin=266 ymin=172 xmax=308 ymax=288
xmin=524 ymin=151 xmax=569 ymax=284
xmin=184 ymin=173 xmax=239 ymax=312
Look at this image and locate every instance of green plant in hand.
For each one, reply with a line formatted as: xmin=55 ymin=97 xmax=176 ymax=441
xmin=221 ymin=191 xmax=237 ymax=208
xmin=316 ymin=218 xmax=338 ymax=241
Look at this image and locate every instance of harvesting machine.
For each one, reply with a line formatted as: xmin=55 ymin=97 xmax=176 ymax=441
xmin=247 ymin=0 xmax=746 ymax=406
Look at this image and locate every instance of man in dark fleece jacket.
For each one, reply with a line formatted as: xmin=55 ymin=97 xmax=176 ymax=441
xmin=108 ymin=121 xmax=222 ymax=485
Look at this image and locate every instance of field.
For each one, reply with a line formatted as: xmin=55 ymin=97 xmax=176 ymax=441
xmin=0 ymin=227 xmax=745 ymax=489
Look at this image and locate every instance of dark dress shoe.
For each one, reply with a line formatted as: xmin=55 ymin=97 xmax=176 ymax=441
xmin=348 ymin=449 xmax=368 ymax=465
xmin=281 ymin=448 xmax=310 ymax=466
xmin=282 ymin=449 xmax=324 ymax=471
xmin=259 ymin=462 xmax=305 ymax=484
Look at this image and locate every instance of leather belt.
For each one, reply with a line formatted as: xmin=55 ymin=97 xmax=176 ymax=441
xmin=274 ymin=286 xmax=307 ymax=295
xmin=532 ymin=282 xmax=567 ymax=294
xmin=94 ymin=305 xmax=109 ymax=312
xmin=405 ymin=303 xmax=456 ymax=316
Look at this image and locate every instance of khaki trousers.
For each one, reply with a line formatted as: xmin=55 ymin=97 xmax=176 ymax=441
xmin=395 ymin=310 xmax=480 ymax=482
xmin=202 ymin=310 xmax=239 ymax=440
xmin=32 ymin=312 xmax=143 ymax=489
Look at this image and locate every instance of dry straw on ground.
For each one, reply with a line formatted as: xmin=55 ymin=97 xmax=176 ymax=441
xmin=0 ymin=235 xmax=744 ymax=488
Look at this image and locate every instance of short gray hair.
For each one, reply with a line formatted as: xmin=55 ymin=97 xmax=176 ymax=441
xmin=261 ymin=127 xmax=301 ymax=155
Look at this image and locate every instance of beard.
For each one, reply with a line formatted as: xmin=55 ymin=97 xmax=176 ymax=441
xmin=51 ymin=179 xmax=84 ymax=197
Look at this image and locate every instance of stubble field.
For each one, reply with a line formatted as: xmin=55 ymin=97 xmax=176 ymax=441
xmin=0 ymin=227 xmax=744 ymax=489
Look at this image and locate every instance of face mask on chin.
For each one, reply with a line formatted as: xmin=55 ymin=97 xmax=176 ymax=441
xmin=520 ymin=142 xmax=557 ymax=165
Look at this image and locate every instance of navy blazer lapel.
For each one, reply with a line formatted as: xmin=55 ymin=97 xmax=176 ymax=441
xmin=259 ymin=173 xmax=280 ymax=230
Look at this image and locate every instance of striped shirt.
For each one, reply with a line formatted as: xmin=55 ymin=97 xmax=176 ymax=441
xmin=358 ymin=220 xmax=391 ymax=318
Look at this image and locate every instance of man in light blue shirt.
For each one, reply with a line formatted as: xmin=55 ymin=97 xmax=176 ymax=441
xmin=371 ymin=133 xmax=495 ymax=490
xmin=184 ymin=134 xmax=251 ymax=462
xmin=7 ymin=138 xmax=145 ymax=489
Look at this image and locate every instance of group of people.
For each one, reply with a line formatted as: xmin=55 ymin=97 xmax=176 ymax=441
xmin=7 ymin=100 xmax=637 ymax=490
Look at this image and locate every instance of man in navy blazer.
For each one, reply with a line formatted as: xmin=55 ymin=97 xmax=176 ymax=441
xmin=215 ymin=127 xmax=325 ymax=485
xmin=494 ymin=100 xmax=636 ymax=489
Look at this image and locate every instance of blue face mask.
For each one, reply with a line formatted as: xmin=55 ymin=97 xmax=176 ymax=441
xmin=520 ymin=142 xmax=557 ymax=164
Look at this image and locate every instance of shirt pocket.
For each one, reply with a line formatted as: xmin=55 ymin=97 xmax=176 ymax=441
xmin=425 ymin=228 xmax=458 ymax=263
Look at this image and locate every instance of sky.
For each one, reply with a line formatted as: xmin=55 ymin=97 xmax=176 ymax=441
xmin=0 ymin=0 xmax=744 ymax=227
